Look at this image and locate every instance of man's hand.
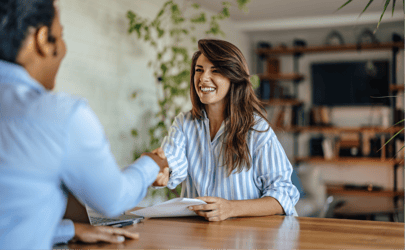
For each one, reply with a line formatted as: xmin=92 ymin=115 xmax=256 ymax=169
xmin=188 ymin=197 xmax=234 ymax=222
xmin=142 ymin=148 xmax=169 ymax=186
xmin=71 ymin=223 xmax=139 ymax=244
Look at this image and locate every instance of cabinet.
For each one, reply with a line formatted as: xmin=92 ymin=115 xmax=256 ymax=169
xmin=256 ymin=41 xmax=404 ymax=219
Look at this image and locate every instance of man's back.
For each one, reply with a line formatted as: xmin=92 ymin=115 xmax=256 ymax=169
xmin=0 ymin=60 xmax=83 ymax=248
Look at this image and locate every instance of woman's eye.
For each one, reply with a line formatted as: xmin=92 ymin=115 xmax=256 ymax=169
xmin=195 ymin=68 xmax=202 ymax=72
xmin=212 ymin=69 xmax=219 ymax=73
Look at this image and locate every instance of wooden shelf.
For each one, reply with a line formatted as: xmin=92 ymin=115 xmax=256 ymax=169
xmin=257 ymin=41 xmax=404 ymax=56
xmin=272 ymin=126 xmax=404 ymax=134
xmin=262 ymin=98 xmax=303 ymax=106
xmin=327 ymin=184 xmax=404 ymax=197
xmin=294 ymin=126 xmax=404 ymax=134
xmin=332 ymin=196 xmax=403 ymax=217
xmin=273 ymin=127 xmax=298 ymax=133
xmin=390 ymin=84 xmax=404 ymax=92
xmin=294 ymin=156 xmax=403 ymax=165
xmin=258 ymin=73 xmax=304 ymax=81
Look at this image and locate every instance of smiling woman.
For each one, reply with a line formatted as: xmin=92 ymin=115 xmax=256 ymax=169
xmin=193 ymin=54 xmax=231 ymax=123
xmin=152 ymin=39 xmax=300 ymax=222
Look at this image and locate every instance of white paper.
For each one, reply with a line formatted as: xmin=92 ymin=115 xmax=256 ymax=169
xmin=131 ymin=198 xmax=207 ymax=218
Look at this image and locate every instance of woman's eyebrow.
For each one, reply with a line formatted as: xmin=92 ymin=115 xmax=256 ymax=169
xmin=195 ymin=65 xmax=217 ymax=69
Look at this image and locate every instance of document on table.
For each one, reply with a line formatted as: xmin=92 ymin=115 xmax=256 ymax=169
xmin=131 ymin=198 xmax=207 ymax=218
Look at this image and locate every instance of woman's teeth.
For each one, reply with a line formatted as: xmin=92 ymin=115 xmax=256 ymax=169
xmin=201 ymin=87 xmax=215 ymax=93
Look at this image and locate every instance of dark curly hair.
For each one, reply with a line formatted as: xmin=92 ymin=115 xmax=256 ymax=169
xmin=0 ymin=0 xmax=56 ymax=63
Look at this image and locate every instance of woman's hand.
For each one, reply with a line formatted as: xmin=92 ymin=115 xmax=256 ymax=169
xmin=142 ymin=147 xmax=169 ymax=186
xmin=188 ymin=197 xmax=234 ymax=222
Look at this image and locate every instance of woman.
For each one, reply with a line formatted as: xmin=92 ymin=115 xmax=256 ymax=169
xmin=155 ymin=39 xmax=299 ymax=221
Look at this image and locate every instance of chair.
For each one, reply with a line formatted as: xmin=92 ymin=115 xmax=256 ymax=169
xmin=294 ymin=165 xmax=330 ymax=217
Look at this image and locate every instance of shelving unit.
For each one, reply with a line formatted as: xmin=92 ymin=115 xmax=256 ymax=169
xmin=326 ymin=184 xmax=404 ymax=197
xmin=295 ymin=156 xmax=403 ymax=165
xmin=257 ymin=40 xmax=404 ymax=220
xmin=259 ymin=73 xmax=305 ymax=81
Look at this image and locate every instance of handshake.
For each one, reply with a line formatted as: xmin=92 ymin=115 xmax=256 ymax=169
xmin=142 ymin=148 xmax=170 ymax=187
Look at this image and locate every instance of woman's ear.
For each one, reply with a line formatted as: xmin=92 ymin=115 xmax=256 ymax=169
xmin=35 ymin=26 xmax=55 ymax=57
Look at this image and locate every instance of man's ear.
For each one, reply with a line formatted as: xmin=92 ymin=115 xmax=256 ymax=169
xmin=35 ymin=26 xmax=55 ymax=57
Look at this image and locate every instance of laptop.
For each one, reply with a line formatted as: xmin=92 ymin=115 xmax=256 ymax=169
xmin=63 ymin=192 xmax=143 ymax=226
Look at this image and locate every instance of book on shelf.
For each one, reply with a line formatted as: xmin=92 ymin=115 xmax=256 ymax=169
xmin=271 ymin=106 xmax=282 ymax=125
xmin=322 ymin=137 xmax=334 ymax=159
xmin=319 ymin=106 xmax=330 ymax=125
xmin=361 ymin=132 xmax=372 ymax=157
xmin=395 ymin=139 xmax=404 ymax=159
xmin=275 ymin=107 xmax=285 ymax=128
xmin=283 ymin=106 xmax=293 ymax=128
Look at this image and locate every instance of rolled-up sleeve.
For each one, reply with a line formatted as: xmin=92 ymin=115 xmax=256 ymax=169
xmin=254 ymin=136 xmax=300 ymax=216
xmin=161 ymin=114 xmax=189 ymax=189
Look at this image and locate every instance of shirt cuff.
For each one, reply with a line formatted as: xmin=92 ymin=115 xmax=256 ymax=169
xmin=262 ymin=190 xmax=296 ymax=216
xmin=129 ymin=155 xmax=160 ymax=187
xmin=52 ymin=219 xmax=75 ymax=245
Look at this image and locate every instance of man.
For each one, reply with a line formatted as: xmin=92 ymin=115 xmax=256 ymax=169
xmin=0 ymin=0 xmax=169 ymax=248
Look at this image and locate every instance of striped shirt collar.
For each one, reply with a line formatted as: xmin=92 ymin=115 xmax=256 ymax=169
xmin=201 ymin=109 xmax=226 ymax=143
xmin=0 ymin=59 xmax=46 ymax=94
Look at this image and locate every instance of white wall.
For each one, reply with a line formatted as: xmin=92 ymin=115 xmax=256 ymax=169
xmin=247 ymin=21 xmax=404 ymax=189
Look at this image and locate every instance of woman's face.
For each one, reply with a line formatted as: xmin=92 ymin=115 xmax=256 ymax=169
xmin=194 ymin=54 xmax=231 ymax=109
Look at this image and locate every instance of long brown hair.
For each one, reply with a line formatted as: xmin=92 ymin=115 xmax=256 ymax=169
xmin=190 ymin=39 xmax=269 ymax=175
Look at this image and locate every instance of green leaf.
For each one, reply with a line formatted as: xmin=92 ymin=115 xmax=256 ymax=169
xmin=360 ymin=0 xmax=374 ymax=16
xmin=222 ymin=1 xmax=232 ymax=8
xmin=161 ymin=64 xmax=168 ymax=75
xmin=376 ymin=0 xmax=391 ymax=30
xmin=392 ymin=0 xmax=396 ymax=16
xmin=336 ymin=0 xmax=353 ymax=12
xmin=157 ymin=9 xmax=165 ymax=18
xmin=133 ymin=23 xmax=143 ymax=38
xmin=192 ymin=3 xmax=200 ymax=9
xmin=220 ymin=7 xmax=230 ymax=19
xmin=157 ymin=27 xmax=165 ymax=38
xmin=149 ymin=127 xmax=155 ymax=137
xmin=127 ymin=10 xmax=136 ymax=19
xmin=250 ymin=74 xmax=260 ymax=89
xmin=385 ymin=127 xmax=403 ymax=145
xmin=191 ymin=13 xmax=206 ymax=23
xmin=131 ymin=129 xmax=138 ymax=137
xmin=236 ymin=0 xmax=251 ymax=12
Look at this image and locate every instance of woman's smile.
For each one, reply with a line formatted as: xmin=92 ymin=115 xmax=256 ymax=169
xmin=194 ymin=54 xmax=230 ymax=107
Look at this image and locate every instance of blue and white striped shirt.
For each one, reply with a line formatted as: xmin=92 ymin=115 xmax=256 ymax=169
xmin=161 ymin=110 xmax=300 ymax=216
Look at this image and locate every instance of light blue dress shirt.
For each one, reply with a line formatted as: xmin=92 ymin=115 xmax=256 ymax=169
xmin=0 ymin=60 xmax=160 ymax=249
xmin=161 ymin=111 xmax=300 ymax=216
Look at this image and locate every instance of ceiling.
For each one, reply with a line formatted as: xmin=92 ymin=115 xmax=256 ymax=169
xmin=191 ymin=0 xmax=404 ymax=29
xmin=191 ymin=0 xmax=404 ymax=22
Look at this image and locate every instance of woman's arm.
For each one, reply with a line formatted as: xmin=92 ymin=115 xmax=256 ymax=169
xmin=254 ymin=135 xmax=300 ymax=216
xmin=160 ymin=113 xmax=190 ymax=189
xmin=189 ymin=196 xmax=284 ymax=221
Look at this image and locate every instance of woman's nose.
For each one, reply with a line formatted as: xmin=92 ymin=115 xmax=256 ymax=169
xmin=201 ymin=71 xmax=211 ymax=81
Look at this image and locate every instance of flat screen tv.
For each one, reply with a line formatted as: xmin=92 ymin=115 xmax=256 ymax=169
xmin=312 ymin=61 xmax=390 ymax=106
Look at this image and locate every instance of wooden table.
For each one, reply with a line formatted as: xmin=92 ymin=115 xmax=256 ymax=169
xmin=67 ymin=215 xmax=404 ymax=249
